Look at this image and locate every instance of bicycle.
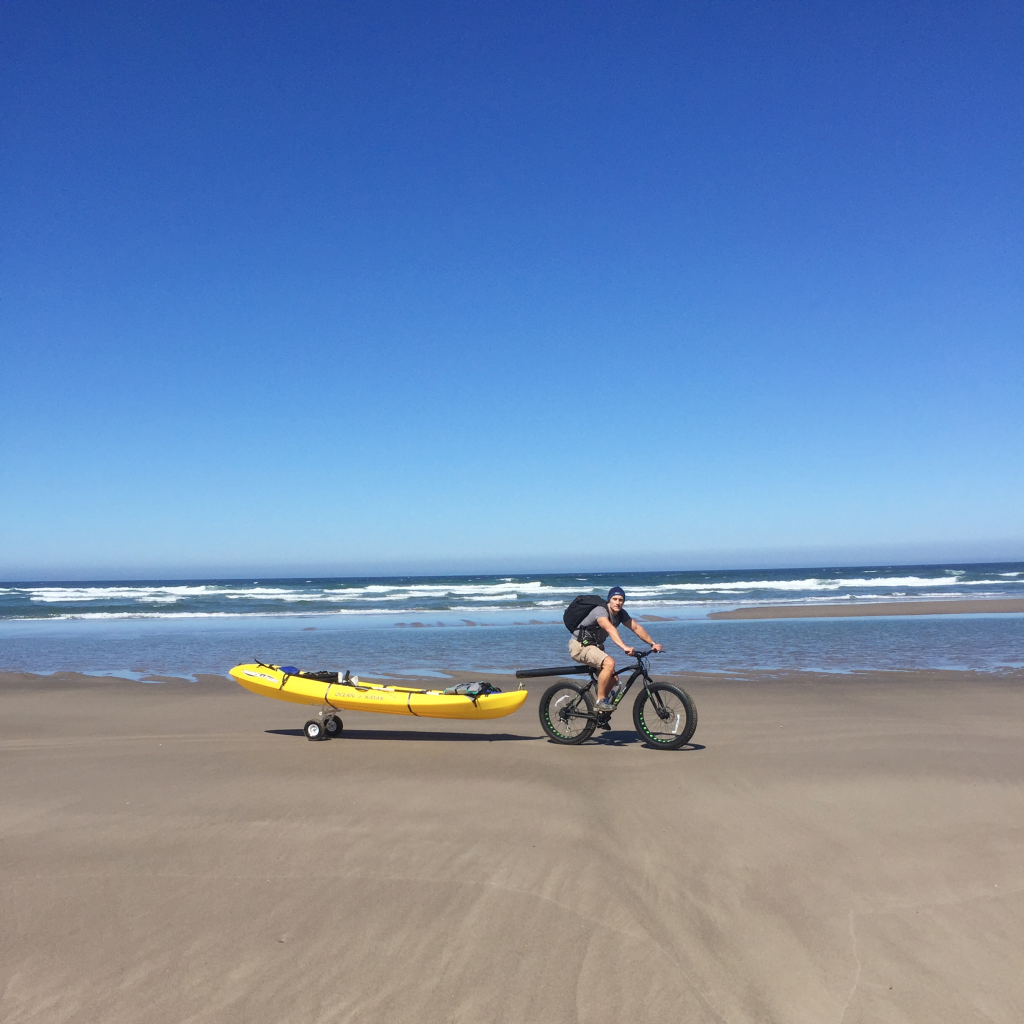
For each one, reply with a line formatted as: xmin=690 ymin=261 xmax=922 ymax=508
xmin=515 ymin=649 xmax=697 ymax=750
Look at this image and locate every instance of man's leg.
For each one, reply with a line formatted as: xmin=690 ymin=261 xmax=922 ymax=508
xmin=570 ymin=641 xmax=617 ymax=701
xmin=596 ymin=656 xmax=616 ymax=700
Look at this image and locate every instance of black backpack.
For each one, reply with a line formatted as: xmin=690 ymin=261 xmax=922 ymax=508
xmin=563 ymin=595 xmax=609 ymax=633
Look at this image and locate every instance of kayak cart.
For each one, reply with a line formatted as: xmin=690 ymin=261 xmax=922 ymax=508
xmin=230 ymin=662 xmax=527 ymax=740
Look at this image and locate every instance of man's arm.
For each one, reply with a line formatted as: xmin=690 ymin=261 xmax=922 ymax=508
xmin=624 ymin=616 xmax=663 ymax=653
xmin=596 ymin=616 xmax=635 ymax=655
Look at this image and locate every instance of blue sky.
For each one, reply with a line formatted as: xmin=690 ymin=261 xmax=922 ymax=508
xmin=2 ymin=1 xmax=1022 ymax=579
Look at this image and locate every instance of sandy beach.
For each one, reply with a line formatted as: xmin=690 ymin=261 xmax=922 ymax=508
xmin=2 ymin=668 xmax=1022 ymax=1023
xmin=708 ymin=598 xmax=1024 ymax=619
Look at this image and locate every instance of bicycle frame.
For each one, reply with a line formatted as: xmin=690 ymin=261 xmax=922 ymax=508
xmin=573 ymin=651 xmax=660 ymax=717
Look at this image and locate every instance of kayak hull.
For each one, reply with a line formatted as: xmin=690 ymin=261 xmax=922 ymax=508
xmin=229 ymin=664 xmax=527 ymax=720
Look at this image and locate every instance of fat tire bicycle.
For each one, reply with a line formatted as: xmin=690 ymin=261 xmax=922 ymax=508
xmin=516 ymin=649 xmax=697 ymax=750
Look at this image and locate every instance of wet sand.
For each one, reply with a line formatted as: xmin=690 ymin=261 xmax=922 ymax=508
xmin=708 ymin=597 xmax=1024 ymax=619
xmin=2 ymin=668 xmax=1022 ymax=1023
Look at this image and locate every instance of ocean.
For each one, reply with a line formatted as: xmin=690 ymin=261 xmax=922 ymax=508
xmin=1 ymin=563 xmax=1022 ymax=679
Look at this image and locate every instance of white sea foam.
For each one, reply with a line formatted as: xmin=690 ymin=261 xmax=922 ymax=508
xmin=580 ymin=576 xmax=973 ymax=594
xmin=25 ymin=585 xmax=220 ymax=603
xmin=16 ymin=580 xmax=564 ymax=604
xmin=14 ymin=574 xmax=1022 ymax=609
xmin=21 ymin=607 xmax=437 ymax=621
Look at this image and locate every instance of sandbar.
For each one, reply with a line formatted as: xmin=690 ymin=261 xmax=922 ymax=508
xmin=708 ymin=597 xmax=1024 ymax=619
xmin=2 ymin=667 xmax=1022 ymax=1022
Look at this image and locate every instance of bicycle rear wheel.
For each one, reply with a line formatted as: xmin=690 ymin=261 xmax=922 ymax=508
xmin=632 ymin=683 xmax=697 ymax=750
xmin=539 ymin=682 xmax=596 ymax=745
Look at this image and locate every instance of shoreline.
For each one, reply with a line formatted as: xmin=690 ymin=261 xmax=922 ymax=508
xmin=5 ymin=664 xmax=1024 ymax=690
xmin=707 ymin=597 xmax=1024 ymax=619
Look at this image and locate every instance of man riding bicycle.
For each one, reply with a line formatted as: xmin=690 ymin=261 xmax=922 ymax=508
xmin=569 ymin=587 xmax=662 ymax=713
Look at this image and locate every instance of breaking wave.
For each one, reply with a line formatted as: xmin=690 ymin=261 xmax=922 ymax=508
xmin=1 ymin=563 xmax=1021 ymax=622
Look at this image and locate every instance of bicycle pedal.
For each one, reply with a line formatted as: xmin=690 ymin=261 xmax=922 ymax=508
xmin=596 ymin=715 xmax=612 ymax=730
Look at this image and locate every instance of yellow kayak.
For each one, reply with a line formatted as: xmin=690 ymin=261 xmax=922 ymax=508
xmin=229 ymin=663 xmax=528 ymax=720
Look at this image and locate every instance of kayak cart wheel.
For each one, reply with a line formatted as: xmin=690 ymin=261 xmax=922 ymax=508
xmin=323 ymin=715 xmax=344 ymax=737
xmin=303 ymin=719 xmax=325 ymax=741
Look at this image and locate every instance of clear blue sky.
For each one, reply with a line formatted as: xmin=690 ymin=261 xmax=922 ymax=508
xmin=2 ymin=1 xmax=1021 ymax=579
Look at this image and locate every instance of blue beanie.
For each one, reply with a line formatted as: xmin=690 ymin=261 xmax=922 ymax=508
xmin=607 ymin=586 xmax=625 ymax=601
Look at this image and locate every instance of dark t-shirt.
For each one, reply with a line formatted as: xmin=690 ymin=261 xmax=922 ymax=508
xmin=573 ymin=604 xmax=633 ymax=647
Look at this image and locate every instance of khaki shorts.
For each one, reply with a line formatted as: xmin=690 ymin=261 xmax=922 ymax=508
xmin=569 ymin=638 xmax=612 ymax=669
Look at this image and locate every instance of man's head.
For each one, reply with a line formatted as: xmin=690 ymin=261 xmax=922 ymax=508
xmin=607 ymin=586 xmax=625 ymax=614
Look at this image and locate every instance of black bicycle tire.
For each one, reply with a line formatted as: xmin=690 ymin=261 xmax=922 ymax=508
xmin=539 ymin=682 xmax=596 ymax=745
xmin=632 ymin=682 xmax=697 ymax=750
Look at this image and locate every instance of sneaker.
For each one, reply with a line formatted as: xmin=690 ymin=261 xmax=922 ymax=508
xmin=593 ymin=698 xmax=614 ymax=714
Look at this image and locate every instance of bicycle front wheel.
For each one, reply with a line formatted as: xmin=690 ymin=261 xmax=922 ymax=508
xmin=632 ymin=683 xmax=697 ymax=750
xmin=539 ymin=682 xmax=596 ymax=745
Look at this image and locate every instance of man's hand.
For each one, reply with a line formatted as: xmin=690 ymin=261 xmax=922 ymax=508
xmin=622 ymin=645 xmax=635 ymax=656
xmin=650 ymin=642 xmax=663 ymax=653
